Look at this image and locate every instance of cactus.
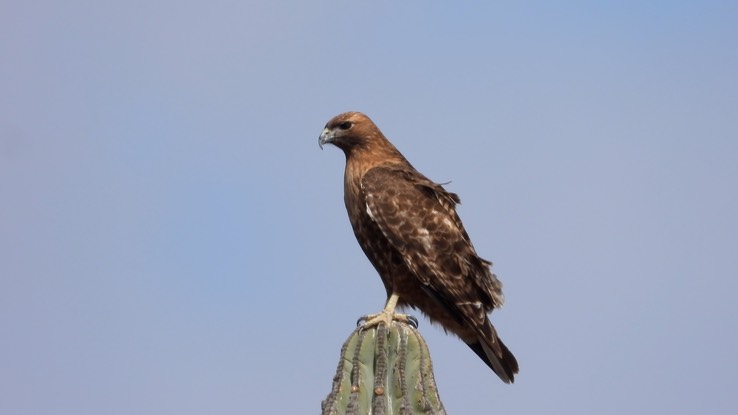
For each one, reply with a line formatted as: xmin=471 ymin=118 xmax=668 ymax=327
xmin=321 ymin=318 xmax=446 ymax=415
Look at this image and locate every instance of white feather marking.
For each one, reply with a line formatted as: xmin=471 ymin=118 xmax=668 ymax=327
xmin=442 ymin=217 xmax=455 ymax=229
xmin=418 ymin=228 xmax=432 ymax=251
xmin=456 ymin=301 xmax=483 ymax=309
xmin=365 ymin=201 xmax=376 ymax=221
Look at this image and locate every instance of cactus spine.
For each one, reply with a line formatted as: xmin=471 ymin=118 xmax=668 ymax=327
xmin=322 ymin=320 xmax=446 ymax=415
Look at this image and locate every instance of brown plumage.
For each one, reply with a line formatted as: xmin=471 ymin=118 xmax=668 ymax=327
xmin=319 ymin=111 xmax=519 ymax=383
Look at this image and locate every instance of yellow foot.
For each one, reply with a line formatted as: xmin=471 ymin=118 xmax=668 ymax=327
xmin=356 ymin=312 xmax=418 ymax=329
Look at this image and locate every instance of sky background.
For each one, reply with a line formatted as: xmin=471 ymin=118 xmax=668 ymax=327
xmin=2 ymin=1 xmax=737 ymax=414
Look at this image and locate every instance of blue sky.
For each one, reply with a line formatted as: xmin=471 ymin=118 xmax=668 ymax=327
xmin=1 ymin=1 xmax=737 ymax=414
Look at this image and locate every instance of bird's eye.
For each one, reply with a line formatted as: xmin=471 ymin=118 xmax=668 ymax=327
xmin=337 ymin=121 xmax=352 ymax=130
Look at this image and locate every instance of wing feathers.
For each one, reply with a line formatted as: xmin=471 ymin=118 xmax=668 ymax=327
xmin=361 ymin=165 xmax=503 ymax=309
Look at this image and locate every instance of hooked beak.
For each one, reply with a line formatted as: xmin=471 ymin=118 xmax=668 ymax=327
xmin=318 ymin=128 xmax=334 ymax=149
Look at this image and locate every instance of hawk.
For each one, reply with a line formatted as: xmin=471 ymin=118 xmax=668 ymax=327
xmin=319 ymin=111 xmax=519 ymax=383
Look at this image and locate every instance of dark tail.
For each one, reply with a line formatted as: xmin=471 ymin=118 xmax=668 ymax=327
xmin=467 ymin=320 xmax=519 ymax=383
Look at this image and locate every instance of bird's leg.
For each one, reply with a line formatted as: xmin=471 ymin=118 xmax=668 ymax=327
xmin=358 ymin=293 xmax=415 ymax=329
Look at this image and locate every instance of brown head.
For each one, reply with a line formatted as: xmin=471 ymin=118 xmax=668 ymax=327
xmin=318 ymin=112 xmax=404 ymax=160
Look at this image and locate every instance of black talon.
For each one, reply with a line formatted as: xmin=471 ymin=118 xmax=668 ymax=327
xmin=407 ymin=315 xmax=419 ymax=328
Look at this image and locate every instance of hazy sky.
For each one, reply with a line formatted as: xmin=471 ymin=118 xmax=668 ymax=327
xmin=2 ymin=1 xmax=737 ymax=414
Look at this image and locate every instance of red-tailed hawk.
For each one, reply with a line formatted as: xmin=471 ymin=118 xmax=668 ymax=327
xmin=319 ymin=111 xmax=519 ymax=383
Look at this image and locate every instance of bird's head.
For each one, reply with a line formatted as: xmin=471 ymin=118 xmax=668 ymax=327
xmin=318 ymin=112 xmax=382 ymax=153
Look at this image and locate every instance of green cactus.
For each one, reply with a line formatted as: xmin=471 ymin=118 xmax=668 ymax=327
xmin=321 ymin=319 xmax=446 ymax=415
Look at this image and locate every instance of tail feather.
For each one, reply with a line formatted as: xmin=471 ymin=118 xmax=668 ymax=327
xmin=467 ymin=321 xmax=519 ymax=383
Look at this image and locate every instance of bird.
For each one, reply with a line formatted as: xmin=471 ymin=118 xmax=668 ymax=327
xmin=318 ymin=111 xmax=519 ymax=383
